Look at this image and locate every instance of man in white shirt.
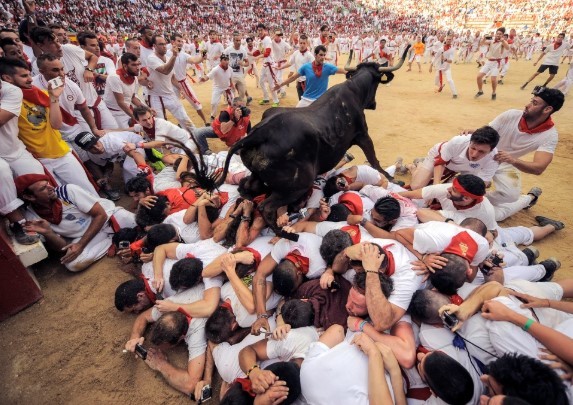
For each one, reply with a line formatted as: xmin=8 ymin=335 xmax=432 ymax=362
xmin=205 ymin=30 xmax=224 ymax=72
xmin=475 ymin=28 xmax=510 ymax=100
xmin=485 ymin=87 xmax=564 ymax=220
xmin=169 ymin=33 xmax=209 ymax=126
xmin=78 ymin=31 xmax=115 ymax=97
xmin=225 ymin=31 xmax=250 ymax=102
xmin=146 ymin=35 xmax=196 ymax=133
xmin=277 ymin=34 xmax=313 ymax=100
xmin=521 ymin=33 xmax=568 ymax=89
xmin=271 ymin=30 xmax=291 ymax=99
xmin=430 ymin=35 xmax=458 ymax=98
xmin=410 ymin=126 xmax=500 ymax=190
xmin=200 ymin=53 xmax=233 ymax=122
xmin=103 ymin=52 xmax=144 ymax=127
xmin=254 ymin=23 xmax=279 ymax=107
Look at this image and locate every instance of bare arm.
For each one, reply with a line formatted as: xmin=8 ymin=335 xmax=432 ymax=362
xmin=113 ymin=91 xmax=135 ymax=120
xmin=154 ymin=52 xmax=178 ymax=75
xmin=77 ymin=103 xmax=101 ymax=134
xmin=501 ymin=150 xmax=553 ymax=175
xmin=177 ymin=287 xmax=220 ymax=318
xmin=361 ymin=320 xmax=416 ymax=369
xmin=150 ymin=351 xmax=205 ymax=395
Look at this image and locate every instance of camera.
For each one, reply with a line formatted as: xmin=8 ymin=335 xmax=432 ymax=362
xmin=190 ymin=384 xmax=212 ymax=403
xmin=480 ymin=252 xmax=503 ymax=275
xmin=330 ymin=280 xmax=341 ymax=290
xmin=441 ymin=311 xmax=458 ymax=329
xmin=288 ymin=208 xmax=309 ymax=222
xmin=118 ymin=240 xmax=130 ymax=250
xmin=134 ymin=343 xmax=147 ymax=360
xmin=239 ymin=106 xmax=251 ymax=117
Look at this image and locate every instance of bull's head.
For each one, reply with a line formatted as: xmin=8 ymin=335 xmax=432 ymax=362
xmin=344 ymin=46 xmax=411 ymax=109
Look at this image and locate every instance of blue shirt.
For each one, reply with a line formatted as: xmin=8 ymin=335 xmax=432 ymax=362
xmin=298 ymin=62 xmax=338 ymax=101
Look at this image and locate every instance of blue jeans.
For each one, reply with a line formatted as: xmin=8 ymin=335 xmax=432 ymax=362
xmin=193 ymin=126 xmax=217 ymax=153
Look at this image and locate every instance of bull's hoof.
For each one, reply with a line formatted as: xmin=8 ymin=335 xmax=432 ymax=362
xmin=392 ymin=179 xmax=405 ymax=187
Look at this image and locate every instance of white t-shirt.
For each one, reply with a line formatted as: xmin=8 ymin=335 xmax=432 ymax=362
xmin=87 ymin=131 xmax=142 ymax=166
xmin=148 ymin=117 xmax=193 ymax=147
xmin=207 ymin=65 xmax=232 ymax=90
xmin=0 ymin=81 xmax=27 ymax=159
xmin=266 ymin=326 xmax=319 ymax=361
xmin=163 ymin=210 xmax=201 ymax=244
xmin=270 ymin=232 xmax=326 ymax=279
xmin=542 ymin=42 xmax=568 ymax=65
xmin=489 ymin=109 xmax=558 ymax=158
xmin=61 ymin=44 xmax=98 ymax=106
xmin=175 ymin=239 xmax=228 ymax=267
xmin=421 ymin=183 xmax=497 ymax=230
xmin=221 ymin=281 xmax=282 ymax=328
xmin=315 ymin=221 xmax=374 ymax=243
xmin=141 ymin=258 xmax=178 ymax=297
xmin=206 ymin=41 xmax=224 ymax=65
xmin=168 ymin=50 xmax=192 ymax=82
xmin=225 ymin=45 xmax=249 ymax=78
xmin=360 ymin=185 xmax=419 ymax=231
xmin=289 ymin=50 xmax=314 ymax=82
xmin=334 ymin=165 xmax=382 ymax=186
xmin=94 ymin=55 xmax=116 ymax=95
xmin=426 ymin=135 xmax=499 ymax=182
xmin=25 ymin=184 xmax=114 ymax=239
xmin=103 ymin=73 xmax=138 ymax=111
xmin=271 ymin=39 xmax=291 ymax=63
xmin=413 ymin=221 xmax=490 ymax=266
xmin=230 ymin=235 xmax=275 ymax=258
xmin=260 ymin=36 xmax=275 ymax=64
xmin=147 ymin=53 xmax=176 ymax=97
xmin=150 ymin=286 xmax=207 ymax=360
xmin=139 ymin=44 xmax=154 ymax=67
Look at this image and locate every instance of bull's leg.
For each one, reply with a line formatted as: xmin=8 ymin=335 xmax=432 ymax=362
xmin=259 ymin=191 xmax=305 ymax=234
xmin=355 ymin=134 xmax=394 ymax=180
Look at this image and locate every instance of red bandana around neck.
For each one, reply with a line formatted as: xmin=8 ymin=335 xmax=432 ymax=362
xmin=554 ymin=42 xmax=562 ymax=50
xmin=381 ymin=244 xmax=396 ymax=276
xmin=139 ymin=274 xmax=157 ymax=303
xmin=117 ymin=67 xmax=135 ymax=85
xmin=517 ymin=116 xmax=554 ymax=134
xmin=312 ymin=61 xmax=324 ymax=78
xmin=300 ymin=49 xmax=308 ymax=55
xmin=177 ymin=307 xmax=193 ymax=324
xmin=285 ymin=251 xmax=310 ymax=275
xmin=140 ymin=40 xmax=152 ymax=49
xmin=33 ymin=200 xmax=63 ymax=225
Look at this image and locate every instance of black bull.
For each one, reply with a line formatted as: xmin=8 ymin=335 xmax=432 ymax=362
xmin=185 ymin=46 xmax=411 ymax=232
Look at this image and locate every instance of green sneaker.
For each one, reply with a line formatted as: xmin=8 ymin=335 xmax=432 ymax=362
xmin=150 ymin=161 xmax=166 ymax=171
xmin=271 ymin=102 xmax=279 ymax=107
xmin=259 ymin=99 xmax=270 ymax=105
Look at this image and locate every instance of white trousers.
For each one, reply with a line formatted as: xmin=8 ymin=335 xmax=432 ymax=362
xmin=110 ymin=110 xmax=132 ymax=128
xmin=147 ymin=93 xmax=195 ymax=130
xmin=487 ymin=163 xmax=521 ymax=206
xmin=40 ymin=151 xmax=98 ymax=196
xmin=210 ymin=87 xmax=233 ymax=117
xmin=434 ymin=69 xmax=457 ymax=95
xmin=259 ymin=65 xmax=279 ymax=103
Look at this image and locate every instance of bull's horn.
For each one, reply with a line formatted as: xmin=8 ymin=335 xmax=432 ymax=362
xmin=345 ymin=49 xmax=356 ymax=71
xmin=378 ymin=44 xmax=411 ymax=72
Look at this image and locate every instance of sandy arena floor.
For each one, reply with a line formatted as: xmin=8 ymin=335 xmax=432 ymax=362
xmin=1 ymin=55 xmax=572 ymax=404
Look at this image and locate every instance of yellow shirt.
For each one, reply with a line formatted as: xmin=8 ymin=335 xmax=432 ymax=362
xmin=413 ymin=42 xmax=425 ymax=56
xmin=18 ymin=93 xmax=70 ymax=159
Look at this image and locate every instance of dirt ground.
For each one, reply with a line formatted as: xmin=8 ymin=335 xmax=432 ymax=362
xmin=1 ymin=55 xmax=572 ymax=405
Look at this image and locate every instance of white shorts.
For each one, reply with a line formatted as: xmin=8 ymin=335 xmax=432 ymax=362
xmin=480 ymin=60 xmax=501 ymax=77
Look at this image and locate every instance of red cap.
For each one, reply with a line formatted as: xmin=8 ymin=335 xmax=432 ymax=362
xmin=442 ymin=231 xmax=478 ymax=263
xmin=338 ymin=192 xmax=363 ymax=215
xmin=14 ymin=174 xmax=51 ymax=197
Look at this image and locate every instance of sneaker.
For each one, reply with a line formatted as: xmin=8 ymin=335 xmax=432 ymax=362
xmin=521 ymin=246 xmax=540 ymax=265
xmin=246 ymin=96 xmax=253 ymax=105
xmin=205 ymin=122 xmax=211 ymax=127
xmin=395 ymin=157 xmax=409 ymax=175
xmin=150 ymin=161 xmax=165 ymax=171
xmin=259 ymin=99 xmax=270 ymax=105
xmin=535 ymin=215 xmax=565 ymax=230
xmin=539 ymin=258 xmax=561 ymax=281
xmin=474 ymin=91 xmax=484 ymax=98
xmin=453 ymin=94 xmax=458 ymax=99
xmin=483 ymin=79 xmax=487 ymax=84
xmin=9 ymin=221 xmax=40 ymax=245
xmin=203 ymin=149 xmax=213 ymax=156
xmin=343 ymin=152 xmax=355 ymax=163
xmin=491 ymin=93 xmax=496 ymax=100
xmin=525 ymin=187 xmax=542 ymax=209
xmin=498 ymin=79 xmax=504 ymax=85
xmin=412 ymin=157 xmax=425 ymax=167
xmin=101 ymin=187 xmax=121 ymax=201
xmin=271 ymin=102 xmax=280 ymax=107
xmin=520 ymin=83 xmax=527 ymax=90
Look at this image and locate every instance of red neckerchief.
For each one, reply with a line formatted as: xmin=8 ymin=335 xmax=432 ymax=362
xmin=554 ymin=42 xmax=562 ymax=50
xmin=140 ymin=39 xmax=152 ymax=49
xmin=177 ymin=307 xmax=193 ymax=324
xmin=340 ymin=173 xmax=354 ymax=184
xmin=320 ymin=35 xmax=327 ymax=44
xmin=139 ymin=274 xmax=157 ymax=303
xmin=417 ymin=344 xmax=431 ymax=355
xmin=381 ymin=245 xmax=395 ymax=276
xmin=219 ymin=63 xmax=228 ymax=71
xmin=312 ymin=61 xmax=324 ymax=78
xmin=142 ymin=118 xmax=156 ymax=139
xmin=300 ymin=48 xmax=308 ymax=55
xmin=235 ymin=378 xmax=256 ymax=397
xmin=240 ymin=247 xmax=262 ymax=269
xmin=117 ymin=67 xmax=135 ymax=85
xmin=194 ymin=41 xmax=200 ymax=49
xmin=449 ymin=294 xmax=464 ymax=306
xmin=285 ymin=251 xmax=310 ymax=275
xmin=518 ymin=116 xmax=554 ymax=134
xmin=444 ymin=44 xmax=451 ymax=51
xmin=32 ymin=199 xmax=63 ymax=225
xmin=220 ymin=299 xmax=234 ymax=315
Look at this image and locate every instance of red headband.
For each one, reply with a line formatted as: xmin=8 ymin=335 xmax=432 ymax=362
xmin=452 ymin=177 xmax=484 ymax=203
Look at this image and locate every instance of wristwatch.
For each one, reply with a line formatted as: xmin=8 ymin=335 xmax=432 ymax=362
xmin=257 ymin=314 xmax=269 ymax=319
xmin=85 ymin=67 xmax=95 ymax=72
xmin=359 ymin=218 xmax=368 ymax=227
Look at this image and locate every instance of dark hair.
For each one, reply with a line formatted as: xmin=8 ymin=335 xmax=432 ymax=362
xmin=319 ymin=230 xmax=352 ymax=266
xmin=325 ymin=203 xmax=351 ymax=222
xmin=496 ymin=27 xmax=506 ymax=34
xmin=146 ymin=223 xmax=177 ymax=250
xmin=281 ymin=299 xmax=315 ymax=328
xmin=133 ymin=105 xmax=152 ymax=120
xmin=170 ymin=32 xmax=183 ymax=41
xmin=470 ymin=126 xmax=499 ymax=149
xmin=205 ymin=306 xmax=235 ymax=343
xmin=150 ymin=311 xmax=189 ymax=345
xmin=456 ymin=174 xmax=486 ymax=197
xmin=77 ymin=31 xmax=97 ymax=46
xmin=488 ymin=353 xmax=569 ymax=405
xmin=36 ymin=52 xmax=60 ymax=69
xmin=48 ymin=23 xmax=65 ymax=31
xmin=19 ymin=18 xmax=47 ymax=43
xmin=256 ymin=23 xmax=267 ymax=30
xmin=112 ymin=227 xmax=140 ymax=247
xmin=222 ymin=214 xmax=245 ymax=248
xmin=0 ymin=37 xmax=18 ymax=49
xmin=460 ymin=218 xmax=487 ymax=237
xmin=320 ymin=25 xmax=329 ymax=32
xmin=120 ymin=52 xmax=138 ymax=65
xmin=373 ymin=196 xmax=401 ymax=223
xmin=423 ymin=351 xmax=474 ymax=405
xmin=273 ymin=260 xmax=298 ymax=296
xmin=135 ymin=195 xmax=169 ymax=228
xmin=353 ymin=271 xmax=394 ymax=298
xmin=408 ymin=289 xmax=448 ymax=324
xmin=169 ymin=258 xmax=203 ymax=291
xmin=323 ymin=176 xmax=341 ymax=199
xmin=30 ymin=26 xmax=55 ymax=45
xmin=151 ymin=35 xmax=164 ymax=45
xmin=537 ymin=88 xmax=565 ymax=113
xmin=125 ymin=175 xmax=151 ymax=193
xmin=139 ymin=26 xmax=154 ymax=35
xmin=114 ymin=279 xmax=145 ymax=311
xmin=0 ymin=57 xmax=30 ymax=77
xmin=429 ymin=253 xmax=468 ymax=295
xmin=314 ymin=45 xmax=327 ymax=55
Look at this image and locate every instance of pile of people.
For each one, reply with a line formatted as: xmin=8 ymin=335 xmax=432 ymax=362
xmin=1 ymin=0 xmax=573 ymax=404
